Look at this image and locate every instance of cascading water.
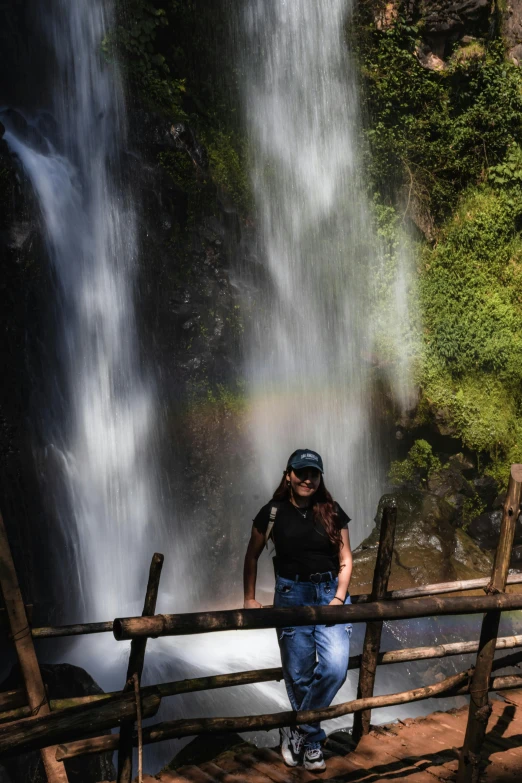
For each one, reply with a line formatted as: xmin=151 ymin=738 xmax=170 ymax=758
xmin=1 ymin=0 xmax=440 ymax=770
xmin=2 ymin=0 xmax=159 ymax=624
xmin=236 ymin=0 xmax=386 ymax=546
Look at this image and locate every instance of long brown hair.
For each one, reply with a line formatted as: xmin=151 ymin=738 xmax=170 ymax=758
xmin=272 ymin=471 xmax=343 ymax=552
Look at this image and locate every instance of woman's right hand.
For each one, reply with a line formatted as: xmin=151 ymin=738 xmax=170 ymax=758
xmin=244 ymin=598 xmax=264 ymax=609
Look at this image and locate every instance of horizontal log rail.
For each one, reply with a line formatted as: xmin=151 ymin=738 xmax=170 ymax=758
xmin=55 ymin=666 xmax=522 ymax=762
xmin=0 ymin=688 xmax=162 ymax=756
xmin=0 ymin=668 xmax=285 ymax=725
xmin=3 ymin=633 xmax=521 ymax=726
xmin=0 ymin=688 xmax=26 ymax=712
xmin=113 ymin=592 xmax=522 ymax=640
xmin=21 ymin=574 xmax=522 ymax=640
xmin=32 ymin=622 xmax=113 ymax=639
xmin=375 ymin=573 xmax=522 ymax=601
xmin=2 ymin=648 xmax=519 ymax=760
xmin=0 ymin=666 xmax=476 ymax=758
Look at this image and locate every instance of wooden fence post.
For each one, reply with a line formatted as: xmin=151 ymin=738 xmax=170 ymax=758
xmin=117 ymin=552 xmax=164 ymax=783
xmin=352 ymin=504 xmax=397 ymax=743
xmin=456 ymin=464 xmax=522 ymax=783
xmin=0 ymin=510 xmax=69 ymax=783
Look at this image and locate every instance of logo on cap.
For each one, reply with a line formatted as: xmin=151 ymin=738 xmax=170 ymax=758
xmin=301 ymin=452 xmax=318 ymax=460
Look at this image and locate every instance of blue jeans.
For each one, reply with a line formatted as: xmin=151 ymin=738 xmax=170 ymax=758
xmin=273 ymin=574 xmax=352 ymax=743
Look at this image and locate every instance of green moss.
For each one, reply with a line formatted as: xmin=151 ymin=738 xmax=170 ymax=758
xmin=204 ymin=383 xmax=247 ymax=417
xmin=448 ymin=40 xmax=486 ymax=68
xmin=389 ymin=439 xmax=441 ymax=486
xmin=422 ymin=188 xmax=522 ymax=378
xmin=225 ymin=304 xmax=244 ymax=337
xmin=416 ymin=185 xmax=522 ymax=483
xmin=107 ymin=1 xmax=187 ymax=119
xmin=202 ymin=130 xmax=252 ymax=212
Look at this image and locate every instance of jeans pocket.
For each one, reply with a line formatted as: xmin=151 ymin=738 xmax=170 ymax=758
xmin=278 ymin=627 xmax=296 ymax=641
xmin=275 ymin=578 xmax=295 ymax=595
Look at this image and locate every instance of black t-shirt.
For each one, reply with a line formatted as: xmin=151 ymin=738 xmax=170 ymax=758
xmin=253 ymin=499 xmax=350 ymax=578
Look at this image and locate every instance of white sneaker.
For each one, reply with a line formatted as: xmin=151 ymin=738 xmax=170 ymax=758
xmin=303 ymin=741 xmax=326 ymax=771
xmin=279 ymin=726 xmax=305 ymax=767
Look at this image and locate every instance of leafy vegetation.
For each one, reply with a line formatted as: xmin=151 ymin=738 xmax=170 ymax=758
xmin=356 ymin=10 xmax=522 ymax=487
xmin=389 ymin=439 xmax=441 ymax=486
xmin=359 ymin=21 xmax=522 ymax=226
xmin=110 ymin=0 xmax=250 ymax=213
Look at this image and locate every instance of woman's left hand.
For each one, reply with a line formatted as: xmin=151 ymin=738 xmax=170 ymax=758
xmin=328 ymin=597 xmax=345 ymax=606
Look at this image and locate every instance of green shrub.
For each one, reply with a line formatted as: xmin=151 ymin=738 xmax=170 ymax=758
xmin=357 ymin=12 xmax=522 ymax=486
xmin=358 ymin=22 xmax=522 ymax=224
xmin=389 ymin=439 xmax=441 ymax=486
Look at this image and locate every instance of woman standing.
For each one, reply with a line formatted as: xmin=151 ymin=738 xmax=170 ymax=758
xmin=243 ymin=449 xmax=353 ymax=771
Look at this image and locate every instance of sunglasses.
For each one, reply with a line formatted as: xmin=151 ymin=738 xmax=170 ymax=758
xmin=292 ymin=467 xmax=321 ymax=480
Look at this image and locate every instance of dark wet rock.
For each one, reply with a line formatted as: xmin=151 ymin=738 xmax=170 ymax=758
xmin=510 ymin=544 xmax=522 ymax=571
xmin=168 ymin=122 xmax=209 ymax=172
xmin=392 ymin=0 xmax=495 ymax=66
xmin=493 ymin=492 xmax=507 ymax=509
xmin=427 ymin=465 xmax=475 ymax=513
xmin=0 ymin=136 xmax=56 ymax=611
xmin=473 ymin=474 xmax=499 ymax=507
xmin=0 ymin=664 xmax=115 ymax=783
xmin=130 ymin=111 xmax=208 ymax=170
xmin=418 ymin=0 xmax=491 ymax=36
xmin=467 ymin=510 xmax=502 ymax=550
xmin=122 ymin=108 xmax=254 ymax=601
xmin=448 ymin=452 xmax=474 ymax=472
xmin=0 ymin=109 xmax=50 ymax=154
xmin=351 ymin=490 xmax=492 ymax=595
xmin=0 ymin=108 xmax=29 ymax=137
xmin=467 ymin=509 xmax=522 ymax=552
xmin=502 ymin=1 xmax=522 ymax=63
xmin=433 ymin=406 xmax=458 ymax=436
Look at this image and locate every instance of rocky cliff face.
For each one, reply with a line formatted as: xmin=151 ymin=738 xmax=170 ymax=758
xmin=352 ymin=489 xmax=493 ymax=595
xmin=0 ymin=123 xmax=61 ymax=612
xmin=370 ymin=0 xmax=496 ymax=67
xmin=503 ymin=1 xmax=522 ymax=62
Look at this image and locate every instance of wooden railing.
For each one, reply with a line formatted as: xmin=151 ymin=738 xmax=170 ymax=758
xmin=1 ymin=464 xmax=522 ymax=783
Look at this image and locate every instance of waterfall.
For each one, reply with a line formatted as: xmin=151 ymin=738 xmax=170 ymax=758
xmin=2 ymin=0 xmax=160 ymax=623
xmin=0 ymin=1 xmax=444 ymax=768
xmin=237 ymin=0 xmax=385 ymax=545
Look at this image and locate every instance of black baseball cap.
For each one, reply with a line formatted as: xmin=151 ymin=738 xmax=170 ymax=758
xmin=287 ymin=449 xmax=324 ymax=473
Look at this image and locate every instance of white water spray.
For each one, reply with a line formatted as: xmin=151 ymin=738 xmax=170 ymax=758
xmin=3 ymin=0 xmax=160 ymax=623
xmin=237 ymin=0 xmax=385 ymax=545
